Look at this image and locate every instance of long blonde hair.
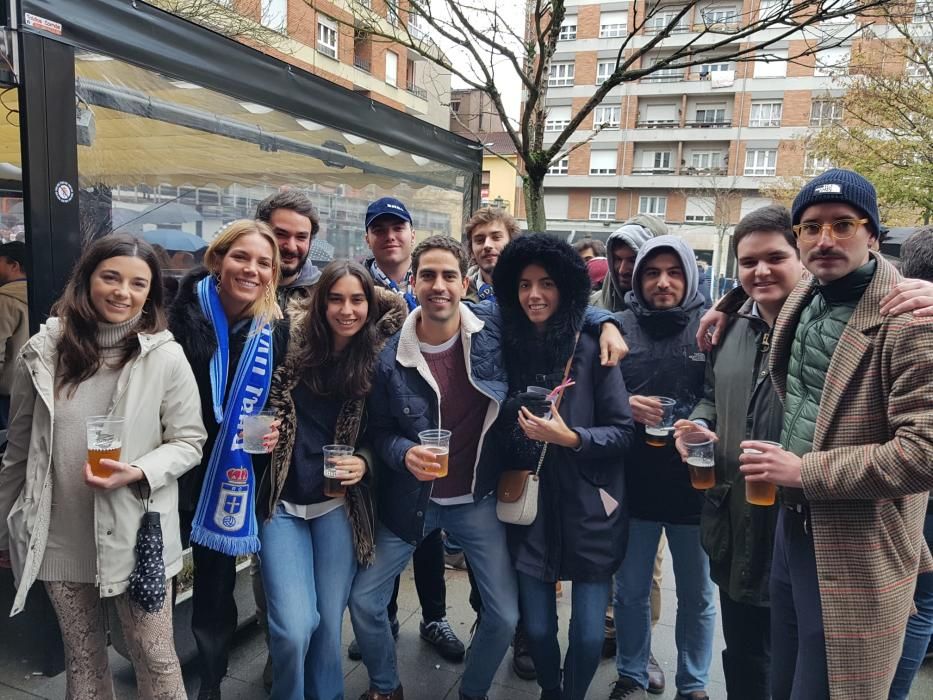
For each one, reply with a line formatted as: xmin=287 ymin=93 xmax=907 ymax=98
xmin=204 ymin=219 xmax=283 ymax=328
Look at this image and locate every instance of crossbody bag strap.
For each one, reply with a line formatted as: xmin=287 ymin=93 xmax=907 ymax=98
xmin=533 ymin=330 xmax=581 ymax=477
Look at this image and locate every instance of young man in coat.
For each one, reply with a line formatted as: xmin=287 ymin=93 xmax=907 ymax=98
xmin=611 ymin=236 xmax=715 ymax=700
xmin=673 ymin=205 xmax=802 ymax=699
xmin=349 ymin=235 xmax=518 ymax=700
xmin=739 ymin=169 xmax=933 ymax=699
xmin=256 ymin=189 xmax=323 ymax=308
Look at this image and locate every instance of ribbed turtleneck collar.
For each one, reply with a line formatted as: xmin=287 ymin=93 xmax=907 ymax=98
xmin=97 ymin=312 xmax=143 ymax=349
xmin=815 ymin=258 xmax=876 ymax=305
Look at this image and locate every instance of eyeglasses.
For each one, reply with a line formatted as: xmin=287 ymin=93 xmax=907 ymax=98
xmin=792 ymin=218 xmax=868 ymax=241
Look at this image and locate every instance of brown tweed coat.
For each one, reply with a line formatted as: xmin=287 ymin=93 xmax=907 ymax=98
xmin=769 ymin=252 xmax=933 ymax=699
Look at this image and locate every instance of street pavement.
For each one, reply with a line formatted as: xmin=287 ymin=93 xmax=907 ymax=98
xmin=1 ymin=554 xmax=931 ymax=699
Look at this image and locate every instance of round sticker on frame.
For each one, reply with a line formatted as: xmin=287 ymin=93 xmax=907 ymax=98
xmin=54 ymin=181 xmax=74 ymax=203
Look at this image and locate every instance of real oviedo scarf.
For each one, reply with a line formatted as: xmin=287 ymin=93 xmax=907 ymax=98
xmin=189 ymin=276 xmax=273 ymax=556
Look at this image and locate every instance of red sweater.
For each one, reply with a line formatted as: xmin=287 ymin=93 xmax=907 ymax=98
xmin=423 ymin=339 xmax=488 ymax=501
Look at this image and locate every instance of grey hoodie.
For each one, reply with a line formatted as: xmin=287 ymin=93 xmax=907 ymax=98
xmin=277 ymin=257 xmax=321 ymax=310
xmin=594 ymin=224 xmax=656 ymax=312
xmin=627 ymin=235 xmax=701 ymax=312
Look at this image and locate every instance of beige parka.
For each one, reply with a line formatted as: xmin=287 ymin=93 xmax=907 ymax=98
xmin=0 ymin=318 xmax=206 ymax=615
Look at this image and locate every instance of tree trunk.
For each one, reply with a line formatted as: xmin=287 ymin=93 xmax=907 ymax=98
xmin=523 ymin=172 xmax=547 ymax=231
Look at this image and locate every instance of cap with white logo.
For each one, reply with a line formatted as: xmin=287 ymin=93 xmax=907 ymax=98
xmin=365 ymin=197 xmax=413 ymax=229
xmin=791 ymin=169 xmax=879 ymax=236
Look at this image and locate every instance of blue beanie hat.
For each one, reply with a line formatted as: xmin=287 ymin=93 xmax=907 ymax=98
xmin=791 ymin=169 xmax=880 ymax=236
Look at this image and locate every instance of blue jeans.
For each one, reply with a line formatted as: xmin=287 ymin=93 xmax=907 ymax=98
xmin=890 ymin=504 xmax=933 ymax=700
xmin=349 ymin=496 xmax=518 ymax=697
xmin=259 ymin=504 xmax=357 ymax=700
xmin=615 ymin=519 xmax=716 ymax=693
xmin=518 ymin=573 xmax=609 ymax=700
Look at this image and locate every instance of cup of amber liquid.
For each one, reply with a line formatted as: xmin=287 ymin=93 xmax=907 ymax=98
xmin=86 ymin=416 xmax=125 ymax=478
xmin=645 ymin=397 xmax=676 ymax=447
xmin=683 ymin=431 xmax=715 ymax=490
xmin=418 ymin=429 xmax=451 ymax=478
xmin=744 ymin=441 xmax=782 ymax=506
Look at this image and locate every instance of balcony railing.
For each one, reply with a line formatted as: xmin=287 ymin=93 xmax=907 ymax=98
xmin=685 ymin=120 xmax=731 ymax=128
xmin=682 ymin=166 xmax=727 ymax=176
xmin=353 ymin=56 xmax=371 ymax=73
xmin=641 ymin=72 xmax=684 ymax=83
xmin=645 ymin=23 xmax=690 ymax=35
xmin=406 ymin=82 xmax=428 ymax=100
xmin=635 ymin=119 xmax=678 ymax=128
xmin=631 ymin=167 xmax=676 ymax=175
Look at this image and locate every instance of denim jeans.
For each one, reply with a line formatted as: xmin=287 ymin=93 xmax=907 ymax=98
xmin=615 ymin=519 xmax=716 ymax=693
xmin=518 ymin=572 xmax=609 ymax=700
xmin=889 ymin=504 xmax=933 ymax=700
xmin=259 ymin=504 xmax=357 ymax=700
xmin=349 ymin=495 xmax=518 ymax=697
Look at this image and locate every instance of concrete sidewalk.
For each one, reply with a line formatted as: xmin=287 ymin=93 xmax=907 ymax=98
xmin=2 ymin=555 xmax=932 ymax=699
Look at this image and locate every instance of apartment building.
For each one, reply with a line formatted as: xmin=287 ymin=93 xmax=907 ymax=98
xmin=529 ymin=0 xmax=904 ymax=264
xmin=177 ymin=0 xmax=451 ymax=127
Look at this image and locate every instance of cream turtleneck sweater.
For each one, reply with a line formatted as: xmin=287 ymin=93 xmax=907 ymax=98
xmin=39 ymin=314 xmax=142 ymax=583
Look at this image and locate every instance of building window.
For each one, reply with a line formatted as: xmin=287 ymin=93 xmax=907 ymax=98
xmin=695 ymin=105 xmax=726 ymax=124
xmin=639 ymin=195 xmax=668 ymax=216
xmin=744 ymin=149 xmax=777 ymax=176
xmin=385 ymin=50 xmax=398 ymax=87
xmin=685 ymin=196 xmax=716 ymax=222
xmin=646 ymin=8 xmax=690 ymax=35
xmin=758 ymin=0 xmax=781 ymax=20
xmin=260 ymin=0 xmax=287 ymax=31
xmin=690 ymin=151 xmax=724 ymax=171
xmin=545 ymin=106 xmax=572 ymax=132
xmin=559 ymin=19 xmax=577 ymax=41
xmin=547 ymin=158 xmax=569 ymax=175
xmin=600 ymin=11 xmax=629 ymax=37
xmin=754 ymin=51 xmax=788 ymax=78
xmin=481 ymin=170 xmax=490 ymax=199
xmin=596 ymin=60 xmax=617 ymax=86
xmin=804 ymin=152 xmax=833 ymax=176
xmin=810 ymin=99 xmax=842 ymax=126
xmin=814 ymin=47 xmax=850 ymax=77
xmin=387 ymin=1 xmax=400 ymax=27
xmin=590 ymin=150 xmax=618 ymax=175
xmin=696 ymin=61 xmax=733 ymax=79
xmin=548 ymin=62 xmax=575 ymax=87
xmin=317 ymin=16 xmax=338 ymax=59
xmin=749 ymin=101 xmax=783 ymax=127
xmin=906 ymin=59 xmax=927 ymax=80
xmin=408 ymin=14 xmax=427 ymax=40
xmin=590 ymin=196 xmax=617 ymax=221
xmin=701 ymin=6 xmax=740 ymax=27
xmin=594 ymin=105 xmax=621 ymax=128
xmin=653 ymin=151 xmax=672 ymax=170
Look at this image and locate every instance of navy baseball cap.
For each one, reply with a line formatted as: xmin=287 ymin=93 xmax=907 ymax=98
xmin=365 ymin=197 xmax=413 ymax=229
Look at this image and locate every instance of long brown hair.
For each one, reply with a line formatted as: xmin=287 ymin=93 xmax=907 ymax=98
xmin=52 ymin=233 xmax=168 ymax=396
xmin=297 ymin=260 xmax=382 ymax=399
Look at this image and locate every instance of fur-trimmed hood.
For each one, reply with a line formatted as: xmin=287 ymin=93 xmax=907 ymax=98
xmin=493 ymin=233 xmax=591 ymax=339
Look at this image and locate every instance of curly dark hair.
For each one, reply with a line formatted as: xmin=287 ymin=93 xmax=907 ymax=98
xmin=293 ymin=260 xmax=382 ymax=399
xmin=255 ymin=189 xmax=321 ymax=237
xmin=493 ymin=233 xmax=591 ymax=375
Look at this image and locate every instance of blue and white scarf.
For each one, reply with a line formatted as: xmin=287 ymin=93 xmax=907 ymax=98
xmin=189 ymin=277 xmax=274 ymax=556
xmin=370 ymin=260 xmax=418 ymax=311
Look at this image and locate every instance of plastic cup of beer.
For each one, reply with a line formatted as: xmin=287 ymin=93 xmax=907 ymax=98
xmin=744 ymin=440 xmax=782 ymax=506
xmin=86 ymin=416 xmax=125 ymax=478
xmin=241 ymin=410 xmax=276 ymax=454
xmin=322 ymin=444 xmax=354 ymax=498
xmin=645 ymin=397 xmax=677 ymax=447
xmin=526 ymin=385 xmax=555 ymax=418
xmin=418 ymin=429 xmax=451 ymax=478
xmin=683 ymin=432 xmax=715 ymax=490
